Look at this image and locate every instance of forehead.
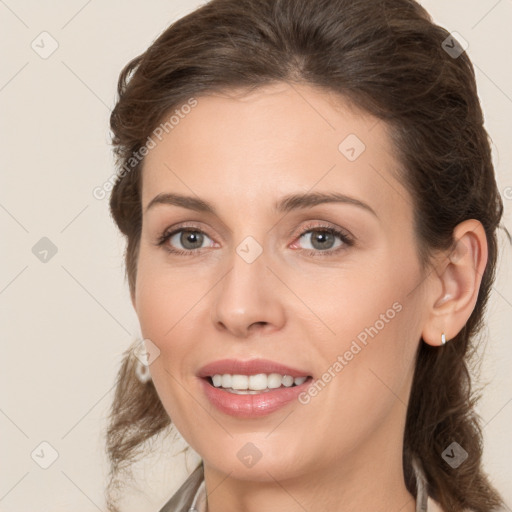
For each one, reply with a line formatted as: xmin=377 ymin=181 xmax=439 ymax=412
xmin=140 ymin=82 xmax=410 ymax=220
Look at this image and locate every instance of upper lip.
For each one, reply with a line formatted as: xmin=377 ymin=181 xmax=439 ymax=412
xmin=197 ymin=358 xmax=312 ymax=378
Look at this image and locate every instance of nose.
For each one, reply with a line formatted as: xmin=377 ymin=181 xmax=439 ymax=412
xmin=211 ymin=246 xmax=286 ymax=338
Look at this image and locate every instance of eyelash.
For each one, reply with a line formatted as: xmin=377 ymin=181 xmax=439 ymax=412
xmin=154 ymin=222 xmax=355 ymax=257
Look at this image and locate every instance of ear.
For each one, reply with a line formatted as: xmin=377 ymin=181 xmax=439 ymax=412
xmin=421 ymin=219 xmax=488 ymax=347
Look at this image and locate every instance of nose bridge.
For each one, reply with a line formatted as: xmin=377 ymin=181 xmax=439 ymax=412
xmin=211 ymin=236 xmax=285 ymax=336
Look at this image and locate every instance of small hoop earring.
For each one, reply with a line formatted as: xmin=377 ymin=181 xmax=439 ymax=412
xmin=441 ymin=332 xmax=447 ymax=345
xmin=135 ymin=358 xmax=152 ymax=383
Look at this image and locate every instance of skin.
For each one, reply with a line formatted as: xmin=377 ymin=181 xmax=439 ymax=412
xmin=132 ymin=82 xmax=487 ymax=512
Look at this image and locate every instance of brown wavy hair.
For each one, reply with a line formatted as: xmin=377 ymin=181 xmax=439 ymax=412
xmin=105 ymin=0 xmax=507 ymax=510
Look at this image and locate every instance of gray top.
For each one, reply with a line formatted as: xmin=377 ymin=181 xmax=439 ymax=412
xmin=158 ymin=456 xmax=436 ymax=512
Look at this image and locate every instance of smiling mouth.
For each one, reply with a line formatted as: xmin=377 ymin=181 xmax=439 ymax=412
xmin=204 ymin=374 xmax=313 ymax=394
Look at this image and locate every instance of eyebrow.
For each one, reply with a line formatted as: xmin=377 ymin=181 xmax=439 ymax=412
xmin=145 ymin=191 xmax=377 ymax=217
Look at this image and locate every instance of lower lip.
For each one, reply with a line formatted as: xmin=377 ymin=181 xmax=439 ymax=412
xmin=200 ymin=377 xmax=313 ymax=418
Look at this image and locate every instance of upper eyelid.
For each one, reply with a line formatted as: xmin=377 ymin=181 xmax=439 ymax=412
xmin=290 ymin=221 xmax=352 ymax=239
xmin=162 ymin=220 xmax=347 ymax=236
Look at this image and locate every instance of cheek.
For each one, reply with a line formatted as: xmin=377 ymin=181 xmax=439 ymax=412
xmin=290 ymin=252 xmax=418 ymax=347
xmin=134 ymin=262 xmax=202 ymax=430
xmin=135 ymin=250 xmax=203 ymax=340
xmin=296 ymin=252 xmax=421 ymax=405
xmin=133 ymin=251 xmax=210 ymax=386
xmin=293 ymin=293 xmax=420 ymax=462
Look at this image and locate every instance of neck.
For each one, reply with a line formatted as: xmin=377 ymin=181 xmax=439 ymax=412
xmin=202 ymin=399 xmax=416 ymax=512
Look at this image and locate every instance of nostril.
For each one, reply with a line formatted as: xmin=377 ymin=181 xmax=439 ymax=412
xmin=249 ymin=321 xmax=268 ymax=330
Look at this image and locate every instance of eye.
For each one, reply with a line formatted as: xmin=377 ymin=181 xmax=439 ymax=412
xmin=155 ymin=222 xmax=354 ymax=257
xmin=299 ymin=230 xmax=341 ymax=250
xmin=292 ymin=223 xmax=354 ymax=256
xmin=156 ymin=227 xmax=216 ymax=255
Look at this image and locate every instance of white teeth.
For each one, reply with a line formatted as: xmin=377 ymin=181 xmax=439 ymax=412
xmin=267 ymin=373 xmax=283 ymax=389
xmin=221 ymin=374 xmax=232 ymax=388
xmin=231 ymin=375 xmax=249 ymax=390
xmin=282 ymin=375 xmax=294 ymax=387
xmin=248 ymin=373 xmax=268 ymax=390
xmin=210 ymin=373 xmax=309 ymax=391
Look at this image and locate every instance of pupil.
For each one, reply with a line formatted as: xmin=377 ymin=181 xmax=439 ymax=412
xmin=181 ymin=231 xmax=203 ymax=249
xmin=311 ymin=230 xmax=334 ymax=250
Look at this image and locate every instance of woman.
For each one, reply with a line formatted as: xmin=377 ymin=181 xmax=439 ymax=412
xmin=105 ymin=0 xmax=508 ymax=511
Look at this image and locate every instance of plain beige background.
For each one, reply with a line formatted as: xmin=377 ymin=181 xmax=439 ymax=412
xmin=1 ymin=1 xmax=511 ymax=510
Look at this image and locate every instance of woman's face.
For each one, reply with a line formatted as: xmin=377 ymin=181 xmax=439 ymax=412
xmin=134 ymin=82 xmax=428 ymax=482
